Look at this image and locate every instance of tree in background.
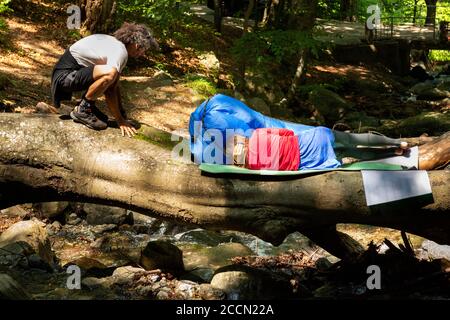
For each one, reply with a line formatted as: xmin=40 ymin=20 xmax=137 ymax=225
xmin=233 ymin=0 xmax=320 ymax=107
xmin=424 ymin=0 xmax=438 ymax=25
xmin=340 ymin=0 xmax=358 ymax=21
xmin=80 ymin=0 xmax=117 ymax=35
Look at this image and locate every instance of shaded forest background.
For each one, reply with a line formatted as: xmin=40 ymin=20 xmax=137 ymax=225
xmin=0 ymin=0 xmax=449 ymax=301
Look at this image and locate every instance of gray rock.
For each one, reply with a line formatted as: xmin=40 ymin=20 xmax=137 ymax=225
xmin=411 ymin=81 xmax=450 ymax=100
xmin=183 ymin=268 xmax=215 ymax=283
xmin=343 ymin=111 xmax=380 ymax=130
xmin=35 ymin=102 xmax=58 ymax=114
xmin=183 ymin=242 xmax=253 ymax=280
xmin=392 ymin=111 xmax=450 ymax=136
xmin=135 ymin=284 xmax=153 ymax=297
xmin=131 ymin=212 xmax=158 ymax=225
xmin=0 ymin=205 xmax=28 ymax=217
xmin=140 ymin=240 xmax=184 ymax=274
xmin=247 ymin=97 xmax=271 ymax=116
xmin=0 ymin=274 xmax=31 ymax=300
xmin=152 ymin=70 xmax=173 ymax=86
xmin=34 ymin=202 xmax=69 ymax=218
xmin=155 ymin=288 xmax=170 ymax=300
xmin=410 ymin=81 xmax=434 ymax=95
xmin=0 ymin=220 xmax=55 ymax=266
xmin=270 ymin=103 xmax=295 ymax=119
xmin=417 ymin=88 xmax=449 ymax=101
xmin=51 ymin=221 xmax=62 ymax=230
xmin=112 ymin=266 xmax=146 ymax=285
xmin=233 ymin=91 xmax=246 ymax=103
xmin=245 ymin=74 xmax=284 ymax=104
xmin=67 ymin=215 xmax=82 ymax=226
xmin=315 ymin=257 xmax=333 ymax=271
xmin=82 ymin=277 xmax=112 ymax=290
xmin=198 ymin=283 xmax=226 ymax=300
xmin=83 ymin=204 xmax=133 ymax=226
xmin=27 ymin=254 xmax=52 ymax=271
xmin=198 ymin=52 xmax=220 ymax=76
xmin=210 ymin=264 xmax=292 ymax=300
xmin=174 ymin=280 xmax=197 ymax=299
xmin=421 ymin=240 xmax=450 ymax=260
xmin=308 ymin=88 xmax=350 ymax=126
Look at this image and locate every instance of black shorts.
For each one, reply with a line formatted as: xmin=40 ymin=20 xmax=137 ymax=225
xmin=51 ymin=48 xmax=95 ymax=107
xmin=58 ymin=66 xmax=95 ymax=93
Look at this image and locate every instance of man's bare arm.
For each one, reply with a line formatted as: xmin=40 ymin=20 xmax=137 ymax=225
xmin=105 ymin=78 xmax=137 ymax=137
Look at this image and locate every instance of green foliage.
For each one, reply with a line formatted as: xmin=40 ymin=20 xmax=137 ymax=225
xmin=0 ymin=0 xmax=11 ymax=14
xmin=356 ymin=0 xmax=450 ymax=25
xmin=317 ymin=0 xmax=341 ymax=20
xmin=184 ymin=74 xmax=217 ymax=98
xmin=67 ymin=29 xmax=81 ymax=41
xmin=232 ymin=30 xmax=323 ymax=67
xmin=154 ymin=62 xmax=169 ymax=72
xmin=0 ymin=17 xmax=6 ymax=30
xmin=116 ymin=0 xmax=192 ymax=37
xmin=429 ymin=50 xmax=450 ymax=62
xmin=0 ymin=0 xmax=10 ymax=47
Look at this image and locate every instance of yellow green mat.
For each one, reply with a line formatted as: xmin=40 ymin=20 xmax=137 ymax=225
xmin=199 ymin=162 xmax=405 ymax=176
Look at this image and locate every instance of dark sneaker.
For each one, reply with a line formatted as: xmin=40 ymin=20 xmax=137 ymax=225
xmin=79 ymin=96 xmax=109 ymax=123
xmin=70 ymin=105 xmax=107 ymax=130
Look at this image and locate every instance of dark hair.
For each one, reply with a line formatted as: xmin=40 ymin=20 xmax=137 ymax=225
xmin=113 ymin=22 xmax=159 ymax=52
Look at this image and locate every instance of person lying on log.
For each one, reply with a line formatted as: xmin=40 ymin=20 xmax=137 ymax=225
xmin=231 ymin=128 xmax=450 ymax=171
xmin=189 ymin=94 xmax=450 ymax=171
xmin=51 ymin=22 xmax=159 ymax=136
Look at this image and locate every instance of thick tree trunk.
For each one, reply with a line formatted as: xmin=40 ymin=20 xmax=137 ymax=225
xmin=340 ymin=0 xmax=357 ymax=22
xmin=80 ymin=0 xmax=117 ymax=35
xmin=243 ymin=0 xmax=256 ymax=33
xmin=0 ymin=114 xmax=449 ymax=252
xmin=424 ymin=0 xmax=438 ymax=26
xmin=213 ymin=0 xmax=223 ymax=33
xmin=286 ymin=0 xmax=316 ymax=105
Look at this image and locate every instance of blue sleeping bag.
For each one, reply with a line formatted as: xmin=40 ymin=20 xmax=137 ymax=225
xmin=189 ymin=94 xmax=340 ymax=169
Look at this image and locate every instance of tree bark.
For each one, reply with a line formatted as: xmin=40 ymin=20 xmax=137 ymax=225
xmin=261 ymin=0 xmax=274 ymax=27
xmin=80 ymin=0 xmax=117 ymax=35
xmin=340 ymin=0 xmax=357 ymax=22
xmin=287 ymin=48 xmax=307 ymax=104
xmin=243 ymin=0 xmax=256 ymax=33
xmin=213 ymin=0 xmax=223 ymax=33
xmin=0 ymin=114 xmax=449 ymax=253
xmin=424 ymin=0 xmax=438 ymax=26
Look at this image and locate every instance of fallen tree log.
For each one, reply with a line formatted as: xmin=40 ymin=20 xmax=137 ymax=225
xmin=0 ymin=114 xmax=449 ymax=258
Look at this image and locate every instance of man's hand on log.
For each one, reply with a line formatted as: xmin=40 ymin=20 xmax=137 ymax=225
xmin=118 ymin=119 xmax=138 ymax=137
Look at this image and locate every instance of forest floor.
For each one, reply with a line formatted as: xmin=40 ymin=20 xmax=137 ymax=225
xmin=0 ymin=0 xmax=449 ymax=300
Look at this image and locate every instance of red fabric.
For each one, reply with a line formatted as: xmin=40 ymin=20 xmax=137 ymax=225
xmin=247 ymin=128 xmax=300 ymax=171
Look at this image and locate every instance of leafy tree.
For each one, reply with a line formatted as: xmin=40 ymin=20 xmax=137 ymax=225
xmin=233 ymin=0 xmax=321 ymax=107
xmin=116 ymin=0 xmax=190 ymax=37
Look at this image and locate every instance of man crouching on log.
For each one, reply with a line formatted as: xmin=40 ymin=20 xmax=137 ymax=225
xmin=51 ymin=22 xmax=159 ymax=137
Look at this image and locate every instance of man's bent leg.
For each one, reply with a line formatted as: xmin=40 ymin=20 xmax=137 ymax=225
xmin=333 ymin=130 xmax=404 ymax=148
xmin=84 ymin=65 xmax=119 ymax=101
xmin=60 ymin=66 xmax=108 ymax=130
